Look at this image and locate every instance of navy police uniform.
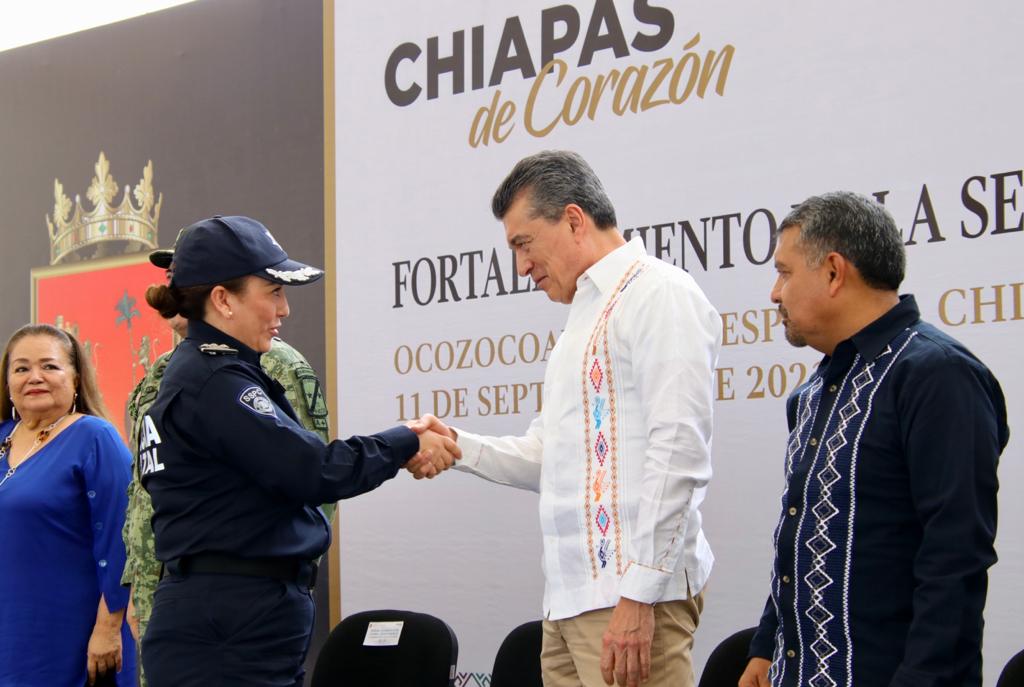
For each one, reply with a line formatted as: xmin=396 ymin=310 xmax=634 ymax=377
xmin=136 ymin=216 xmax=420 ymax=687
xmin=140 ymin=321 xmax=418 ymax=686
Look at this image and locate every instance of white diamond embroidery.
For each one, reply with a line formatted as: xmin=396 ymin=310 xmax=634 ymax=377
xmin=772 ymin=377 xmax=822 ymax=683
xmin=802 ymin=360 xmax=875 ymax=687
xmin=786 ymin=378 xmax=822 ymax=476
xmin=771 ymin=332 xmax=916 ymax=687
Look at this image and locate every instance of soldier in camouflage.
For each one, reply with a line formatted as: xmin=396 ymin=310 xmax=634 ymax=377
xmin=121 ymin=246 xmax=333 ymax=686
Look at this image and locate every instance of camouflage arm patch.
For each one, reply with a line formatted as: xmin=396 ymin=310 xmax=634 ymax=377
xmin=294 ymin=366 xmax=329 ymax=437
xmin=263 ymin=340 xmax=330 ymax=442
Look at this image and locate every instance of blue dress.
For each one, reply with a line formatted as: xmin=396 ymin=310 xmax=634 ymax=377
xmin=0 ymin=416 xmax=136 ymax=687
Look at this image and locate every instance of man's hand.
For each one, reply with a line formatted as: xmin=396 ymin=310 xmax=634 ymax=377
xmin=600 ymin=597 xmax=655 ymax=687
xmin=406 ymin=413 xmax=456 ymax=440
xmin=126 ymin=594 xmax=140 ymax=642
xmin=738 ymin=657 xmax=771 ymax=687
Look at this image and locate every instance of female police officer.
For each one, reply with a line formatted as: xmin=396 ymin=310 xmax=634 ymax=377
xmin=137 ymin=216 xmax=457 ymax=686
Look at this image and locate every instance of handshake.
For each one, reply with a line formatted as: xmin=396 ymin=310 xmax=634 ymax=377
xmin=404 ymin=414 xmax=461 ymax=479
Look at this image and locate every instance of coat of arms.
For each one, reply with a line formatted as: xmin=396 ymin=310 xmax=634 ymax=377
xmin=31 ymin=152 xmax=174 ymax=438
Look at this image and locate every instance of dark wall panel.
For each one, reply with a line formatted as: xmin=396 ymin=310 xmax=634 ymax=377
xmin=0 ymin=0 xmax=331 ymax=671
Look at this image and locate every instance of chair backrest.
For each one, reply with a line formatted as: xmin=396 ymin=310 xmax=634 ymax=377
xmin=997 ymin=648 xmax=1024 ymax=687
xmin=310 ymin=609 xmax=458 ymax=687
xmin=697 ymin=627 xmax=758 ymax=687
xmin=491 ymin=620 xmax=543 ymax=687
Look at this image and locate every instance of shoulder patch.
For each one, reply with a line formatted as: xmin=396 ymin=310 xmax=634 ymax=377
xmin=200 ymin=343 xmax=238 ymax=356
xmin=294 ymin=367 xmax=330 ymax=434
xmin=238 ymin=386 xmax=276 ymax=416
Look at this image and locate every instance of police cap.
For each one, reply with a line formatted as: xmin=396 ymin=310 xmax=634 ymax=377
xmin=165 ymin=216 xmax=324 ymax=287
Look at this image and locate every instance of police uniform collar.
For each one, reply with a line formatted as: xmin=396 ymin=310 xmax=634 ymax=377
xmin=186 ymin=319 xmax=262 ymax=366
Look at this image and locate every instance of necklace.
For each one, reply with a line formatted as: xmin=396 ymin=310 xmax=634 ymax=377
xmin=0 ymin=414 xmax=70 ymax=488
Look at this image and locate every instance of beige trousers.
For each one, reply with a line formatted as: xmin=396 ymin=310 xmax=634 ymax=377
xmin=541 ymin=593 xmax=704 ymax=687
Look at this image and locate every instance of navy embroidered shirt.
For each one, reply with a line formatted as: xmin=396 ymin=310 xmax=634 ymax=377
xmin=749 ymin=295 xmax=1008 ymax=687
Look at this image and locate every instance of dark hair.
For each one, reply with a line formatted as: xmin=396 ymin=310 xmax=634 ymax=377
xmin=778 ymin=191 xmax=906 ymax=290
xmin=145 ymin=276 xmax=248 ymax=320
xmin=491 ymin=150 xmax=617 ymax=229
xmin=1 ymin=324 xmax=109 ymax=421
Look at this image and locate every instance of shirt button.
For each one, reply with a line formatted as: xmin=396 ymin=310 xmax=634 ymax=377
xmin=782 ymin=575 xmax=791 ymax=584
xmin=98 ymin=559 xmax=108 ymax=568
xmin=87 ymin=490 xmax=97 ymax=498
xmin=828 ymin=384 xmax=837 ymax=393
xmin=788 ymin=507 xmax=798 ymax=516
xmin=809 ymin=437 xmax=818 ymax=446
xmin=786 ymin=649 xmax=796 ymax=658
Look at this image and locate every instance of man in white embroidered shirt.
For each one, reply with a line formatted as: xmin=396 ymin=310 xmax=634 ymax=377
xmin=413 ymin=150 xmax=721 ymax=687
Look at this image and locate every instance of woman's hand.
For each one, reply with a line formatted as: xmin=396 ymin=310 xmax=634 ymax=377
xmin=406 ymin=427 xmax=461 ymax=479
xmin=87 ymin=596 xmax=124 ymax=685
xmin=86 ymin=623 xmax=122 ymax=684
xmin=404 ymin=415 xmax=460 ymax=479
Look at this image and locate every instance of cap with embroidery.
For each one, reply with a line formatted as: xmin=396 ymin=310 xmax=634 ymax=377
xmin=166 ymin=215 xmax=324 ymax=287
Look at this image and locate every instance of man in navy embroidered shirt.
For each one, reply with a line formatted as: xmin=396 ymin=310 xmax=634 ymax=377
xmin=739 ymin=192 xmax=1008 ymax=687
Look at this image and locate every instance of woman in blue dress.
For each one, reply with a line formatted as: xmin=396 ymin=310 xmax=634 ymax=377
xmin=0 ymin=324 xmax=135 ymax=687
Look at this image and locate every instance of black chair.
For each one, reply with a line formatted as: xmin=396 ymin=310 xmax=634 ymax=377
xmin=997 ymin=648 xmax=1024 ymax=687
xmin=697 ymin=627 xmax=758 ymax=687
xmin=310 ymin=609 xmax=458 ymax=687
xmin=491 ymin=620 xmax=543 ymax=687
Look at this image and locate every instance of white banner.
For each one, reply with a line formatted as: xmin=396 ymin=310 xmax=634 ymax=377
xmin=334 ymin=2 xmax=1022 ymax=682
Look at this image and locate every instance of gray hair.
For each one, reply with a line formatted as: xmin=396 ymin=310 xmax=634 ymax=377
xmin=491 ymin=150 xmax=617 ymax=229
xmin=779 ymin=191 xmax=905 ymax=290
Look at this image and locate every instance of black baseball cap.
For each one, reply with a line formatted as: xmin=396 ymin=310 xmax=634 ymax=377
xmin=148 ymin=227 xmax=184 ymax=269
xmin=159 ymin=215 xmax=324 ymax=287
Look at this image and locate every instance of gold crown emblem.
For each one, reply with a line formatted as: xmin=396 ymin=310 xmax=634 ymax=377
xmin=45 ymin=152 xmax=162 ymax=265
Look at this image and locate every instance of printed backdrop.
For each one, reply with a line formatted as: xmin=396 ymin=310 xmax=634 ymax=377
xmin=33 ymin=256 xmax=175 ymax=439
xmin=332 ymin=2 xmax=1022 ymax=682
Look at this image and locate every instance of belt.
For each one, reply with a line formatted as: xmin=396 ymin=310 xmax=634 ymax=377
xmin=165 ymin=552 xmax=318 ymax=589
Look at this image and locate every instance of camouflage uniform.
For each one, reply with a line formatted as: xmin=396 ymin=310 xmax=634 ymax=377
xmin=121 ymin=338 xmax=332 ymax=686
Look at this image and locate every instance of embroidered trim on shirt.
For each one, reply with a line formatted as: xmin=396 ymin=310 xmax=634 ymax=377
xmin=581 ymin=259 xmax=649 ymax=580
xmin=769 ymin=329 xmax=917 ymax=687
xmin=623 ymin=560 xmax=673 ymax=575
xmin=769 ymin=375 xmax=822 ymax=687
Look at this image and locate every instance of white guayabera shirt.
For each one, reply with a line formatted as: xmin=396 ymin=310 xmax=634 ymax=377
xmin=456 ymin=238 xmax=721 ymax=620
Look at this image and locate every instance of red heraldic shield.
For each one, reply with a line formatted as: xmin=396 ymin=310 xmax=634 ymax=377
xmin=32 ymin=255 xmax=175 ymax=439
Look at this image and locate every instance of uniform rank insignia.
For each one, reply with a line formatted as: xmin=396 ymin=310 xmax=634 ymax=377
xmin=239 ymin=386 xmax=276 ymax=416
xmin=199 ymin=343 xmax=238 ymax=355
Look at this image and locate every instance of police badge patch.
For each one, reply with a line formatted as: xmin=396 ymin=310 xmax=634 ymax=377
xmin=238 ymin=386 xmax=276 ymax=416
